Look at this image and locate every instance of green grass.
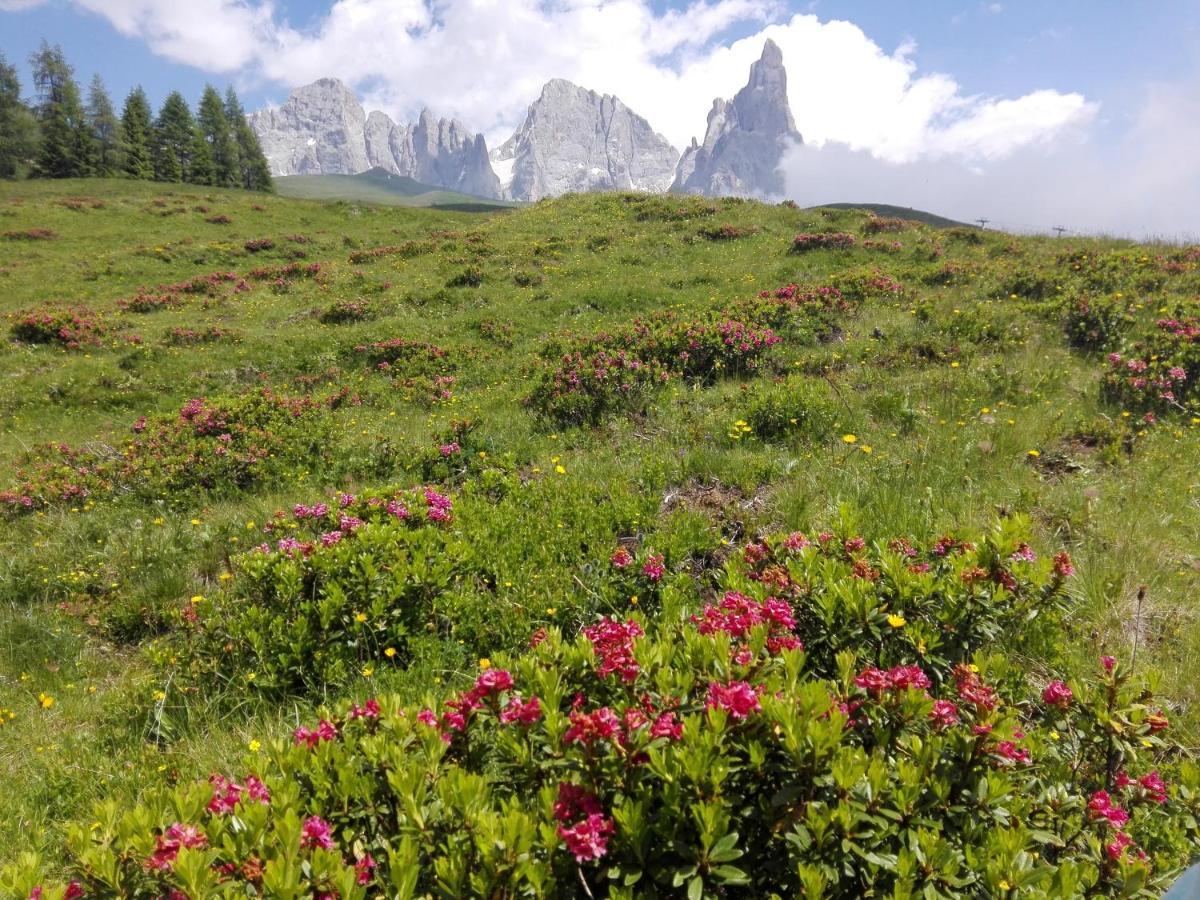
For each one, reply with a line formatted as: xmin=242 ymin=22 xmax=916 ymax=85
xmin=0 ymin=177 xmax=1198 ymax=869
xmin=273 ymin=166 xmax=520 ymax=209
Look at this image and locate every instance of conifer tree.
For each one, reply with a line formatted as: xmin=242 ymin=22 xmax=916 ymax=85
xmin=188 ymin=124 xmax=215 ymax=185
xmin=198 ymin=84 xmax=238 ymax=187
xmin=224 ymin=86 xmax=273 ymax=192
xmin=153 ymin=90 xmax=193 ymax=182
xmin=30 ymin=41 xmax=92 ymax=178
xmin=86 ymin=74 xmax=122 ymax=177
xmin=120 ymin=86 xmax=152 ymax=179
xmin=0 ymin=52 xmax=37 ymax=179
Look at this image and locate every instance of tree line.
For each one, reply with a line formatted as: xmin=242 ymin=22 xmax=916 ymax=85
xmin=0 ymin=41 xmax=272 ymax=192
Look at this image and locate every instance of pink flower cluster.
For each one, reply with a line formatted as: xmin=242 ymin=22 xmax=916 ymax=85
xmin=705 ymin=680 xmax=761 ymax=720
xmin=301 ymin=815 xmax=335 ymax=850
xmin=1042 ymin=680 xmax=1073 ymax=708
xmin=208 ymin=773 xmax=271 ymax=814
xmin=953 ymin=665 xmax=998 ymax=711
xmin=148 ymin=823 xmax=208 ymax=871
xmin=294 ymin=719 xmax=338 ymax=748
xmin=854 ymin=665 xmax=932 ymax=697
xmin=553 ymin=784 xmax=614 ymax=862
xmin=424 ymin=488 xmax=453 ymax=522
xmin=690 ymin=591 xmax=801 ymax=659
xmin=583 ymin=617 xmax=644 ymax=682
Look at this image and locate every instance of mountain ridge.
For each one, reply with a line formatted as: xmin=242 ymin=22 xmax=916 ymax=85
xmin=249 ymin=41 xmax=800 ymax=203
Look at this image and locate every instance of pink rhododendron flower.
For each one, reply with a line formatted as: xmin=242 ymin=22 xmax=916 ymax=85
xmin=500 ymin=695 xmax=543 ymax=725
xmin=301 ymin=816 xmax=335 ymax=850
xmin=472 ymin=668 xmax=514 ymax=697
xmin=583 ymin=617 xmax=643 ymax=682
xmin=641 ymin=553 xmax=665 ymax=581
xmin=610 ymin=546 xmax=633 ymax=568
xmin=1106 ymin=830 xmax=1135 ymax=860
xmin=929 ymin=699 xmax=959 ymax=729
xmin=706 ymin=680 xmax=761 ymax=720
xmin=1139 ymin=771 xmax=1168 ymax=804
xmin=148 ymin=823 xmax=208 ymax=871
xmin=564 ymin=707 xmax=623 ymax=745
xmin=650 ymin=711 xmax=684 ymax=740
xmin=557 ymin=813 xmax=614 ymax=862
xmin=1042 ymin=680 xmax=1073 ymax=708
xmin=349 ymin=698 xmax=381 ymax=720
xmin=355 ymin=853 xmax=377 ymax=885
xmin=1088 ymin=791 xmax=1130 ymax=827
xmin=553 ymin=783 xmax=603 ymax=823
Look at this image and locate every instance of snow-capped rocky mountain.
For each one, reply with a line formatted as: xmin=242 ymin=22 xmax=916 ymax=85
xmin=490 ymin=79 xmax=678 ymax=202
xmin=248 ymin=42 xmax=799 ymax=201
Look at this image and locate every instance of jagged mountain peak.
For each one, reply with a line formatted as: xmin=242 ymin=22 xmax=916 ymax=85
xmin=671 ymin=40 xmax=802 ymax=197
xmin=249 ymin=80 xmax=500 ymax=198
xmin=491 ymin=78 xmax=679 ymax=202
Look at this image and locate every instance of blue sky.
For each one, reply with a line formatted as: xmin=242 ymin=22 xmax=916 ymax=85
xmin=2 ymin=1 xmax=1198 ymax=234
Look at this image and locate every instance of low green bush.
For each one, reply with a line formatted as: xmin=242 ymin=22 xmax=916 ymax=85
xmin=743 ymin=376 xmax=838 ymax=442
xmin=15 ymin=523 xmax=1197 ymax=898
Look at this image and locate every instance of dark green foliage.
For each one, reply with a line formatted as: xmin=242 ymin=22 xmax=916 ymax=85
xmin=153 ymin=91 xmax=194 ymax=183
xmin=0 ymin=53 xmax=37 ymax=179
xmin=225 ymin=87 xmax=273 ymax=193
xmin=84 ymin=75 xmax=121 ymax=177
xmin=188 ymin=126 xmax=215 ymax=186
xmin=197 ymin=85 xmax=239 ymax=188
xmin=29 ymin=42 xmax=92 ymax=179
xmin=119 ymin=86 xmax=153 ymax=180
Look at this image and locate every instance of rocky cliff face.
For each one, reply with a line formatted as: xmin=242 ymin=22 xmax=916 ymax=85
xmin=672 ymin=39 xmax=802 ymax=197
xmin=491 ymin=79 xmax=679 ymax=202
xmin=250 ymin=80 xmax=500 ymax=198
xmin=248 ymin=78 xmax=371 ymax=177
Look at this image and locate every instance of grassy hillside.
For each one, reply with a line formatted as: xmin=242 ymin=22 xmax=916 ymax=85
xmin=816 ymin=202 xmax=975 ymax=229
xmin=1 ymin=180 xmax=1198 ymax=895
xmin=274 ymin=167 xmax=519 ymax=211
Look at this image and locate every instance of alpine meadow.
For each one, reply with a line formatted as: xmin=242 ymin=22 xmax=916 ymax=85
xmin=2 ymin=4 xmax=1200 ymax=899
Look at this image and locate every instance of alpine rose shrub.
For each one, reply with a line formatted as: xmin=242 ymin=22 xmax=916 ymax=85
xmin=24 ymin=590 xmax=1199 ymax=898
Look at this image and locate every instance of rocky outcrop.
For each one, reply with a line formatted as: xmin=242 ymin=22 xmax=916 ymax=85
xmin=249 ymin=78 xmax=371 ymax=177
xmin=672 ymin=39 xmax=802 ymax=197
xmin=491 ymin=79 xmax=679 ymax=202
xmin=250 ymin=81 xmax=500 ymax=198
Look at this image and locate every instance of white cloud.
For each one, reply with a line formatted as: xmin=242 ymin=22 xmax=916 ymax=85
xmin=52 ymin=1 xmax=1088 ymax=165
xmin=0 ymin=0 xmax=48 ymax=10
xmin=71 ymin=0 xmax=280 ymax=72
xmin=780 ymin=77 xmax=1200 ymax=241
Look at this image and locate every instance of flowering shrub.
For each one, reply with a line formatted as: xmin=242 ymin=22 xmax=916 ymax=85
xmin=347 ymin=240 xmax=431 ymax=263
xmin=243 ymin=238 xmax=275 ymax=253
xmin=697 ymin=223 xmax=757 ymax=241
xmin=528 ymin=309 xmax=789 ymax=425
xmin=9 ymin=306 xmax=106 ymax=349
xmin=25 ymin=563 xmax=1199 ymax=897
xmin=174 ymin=486 xmax=472 ymax=693
xmin=118 ymin=292 xmax=183 ymax=313
xmin=1063 ymin=295 xmax=1134 ymax=350
xmin=2 ymin=227 xmax=58 ymax=240
xmin=1102 ymin=314 xmax=1200 ymax=414
xmin=792 ymin=232 xmax=857 ymax=252
xmin=863 ymin=215 xmax=910 ymax=234
xmin=1 ymin=390 xmax=337 ymax=511
xmin=318 ymin=298 xmax=375 ymax=324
